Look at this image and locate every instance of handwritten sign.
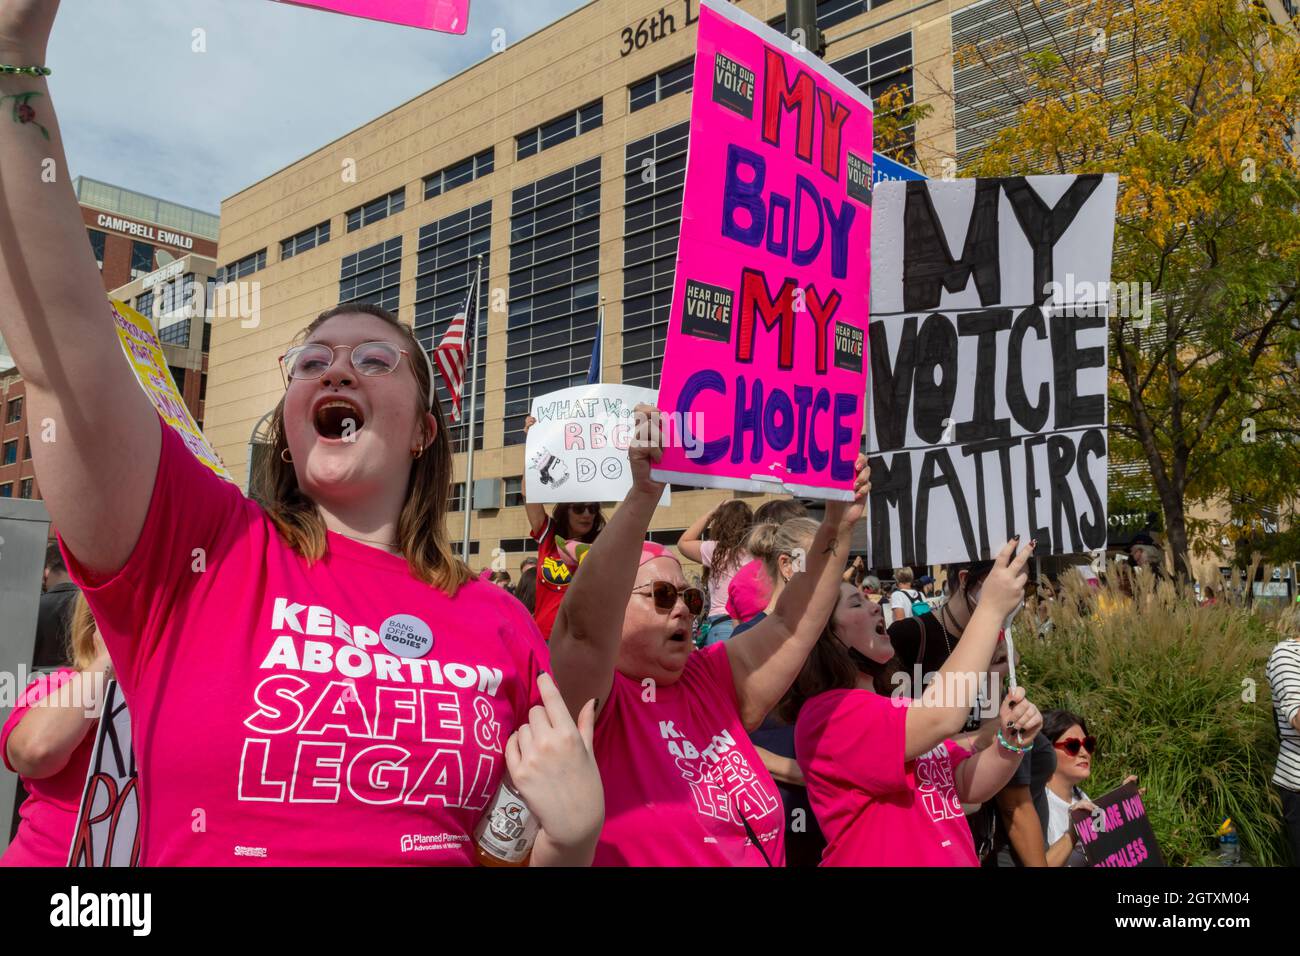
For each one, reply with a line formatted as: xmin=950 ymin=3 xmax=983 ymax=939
xmin=110 ymin=299 xmax=230 ymax=481
xmin=68 ymin=680 xmax=139 ymax=867
xmin=650 ymin=0 xmax=873 ymax=501
xmin=526 ymin=384 xmax=669 ymax=505
xmin=1069 ymin=781 xmax=1165 ymax=868
xmin=865 ymin=175 xmax=1117 ymax=567
xmin=276 ymin=0 xmax=470 ymax=33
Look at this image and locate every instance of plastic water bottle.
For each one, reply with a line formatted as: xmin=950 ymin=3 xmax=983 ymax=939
xmin=1216 ymin=818 xmax=1241 ymax=865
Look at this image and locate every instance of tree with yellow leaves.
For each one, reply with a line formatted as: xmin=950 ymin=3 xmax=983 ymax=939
xmin=958 ymin=0 xmax=1300 ymax=577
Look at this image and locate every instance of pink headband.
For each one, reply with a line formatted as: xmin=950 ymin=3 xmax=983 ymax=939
xmin=639 ymin=541 xmax=681 ymax=568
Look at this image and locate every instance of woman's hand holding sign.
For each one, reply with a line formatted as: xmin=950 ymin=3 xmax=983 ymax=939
xmin=822 ymin=453 xmax=871 ymax=531
xmin=629 ymin=403 xmax=667 ymax=498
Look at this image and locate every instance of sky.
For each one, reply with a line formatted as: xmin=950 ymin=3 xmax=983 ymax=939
xmin=49 ymin=0 xmax=590 ymax=214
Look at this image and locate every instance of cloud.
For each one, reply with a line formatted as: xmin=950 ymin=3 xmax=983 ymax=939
xmin=49 ymin=0 xmax=587 ymax=212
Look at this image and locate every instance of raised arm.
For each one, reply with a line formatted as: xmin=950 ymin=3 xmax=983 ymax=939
xmin=903 ymin=538 xmax=1034 ymax=760
xmin=548 ymin=405 xmax=663 ymax=721
xmin=0 ymin=1 xmax=159 ymax=575
xmin=521 ymin=416 xmax=549 ymax=536
xmin=5 ymin=654 xmax=111 ymax=779
xmin=725 ymin=456 xmax=869 ymax=731
xmin=675 ymin=502 xmax=717 ymax=564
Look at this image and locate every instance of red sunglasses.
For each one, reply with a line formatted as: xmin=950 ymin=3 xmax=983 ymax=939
xmin=1053 ymin=736 xmax=1097 ymax=757
xmin=633 ymin=581 xmax=705 ymax=615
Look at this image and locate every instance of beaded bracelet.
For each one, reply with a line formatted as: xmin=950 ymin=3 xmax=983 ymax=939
xmin=996 ymin=728 xmax=1034 ymax=754
xmin=0 ymin=65 xmax=52 ymax=77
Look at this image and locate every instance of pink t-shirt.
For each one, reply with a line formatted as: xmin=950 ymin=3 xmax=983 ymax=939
xmin=592 ymin=642 xmax=784 ymax=866
xmin=795 ymin=688 xmax=977 ymax=867
xmin=1 ymin=669 xmax=95 ymax=867
xmin=726 ymin=559 xmax=773 ymax=622
xmin=61 ymin=418 xmax=550 ymax=866
xmin=698 ymin=541 xmax=752 ymax=619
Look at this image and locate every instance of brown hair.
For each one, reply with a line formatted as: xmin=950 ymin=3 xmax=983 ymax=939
xmin=751 ymin=498 xmax=807 ymax=526
xmin=552 ymin=502 xmax=606 ymax=543
xmin=67 ymin=593 xmax=99 ymax=671
xmin=706 ymin=499 xmax=754 ymax=579
xmin=254 ymin=303 xmax=472 ymax=595
xmin=780 ymin=606 xmax=903 ymax=724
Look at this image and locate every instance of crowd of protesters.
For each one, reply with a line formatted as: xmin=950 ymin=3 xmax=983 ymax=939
xmin=1 ymin=0 xmax=1295 ymax=869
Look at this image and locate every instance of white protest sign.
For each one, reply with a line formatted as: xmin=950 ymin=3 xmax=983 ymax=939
xmin=866 ymin=175 xmax=1118 ymax=567
xmin=68 ymin=680 xmax=139 ymax=867
xmin=526 ymin=384 xmax=670 ymax=505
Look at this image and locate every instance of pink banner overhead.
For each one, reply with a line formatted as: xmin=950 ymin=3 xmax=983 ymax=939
xmin=276 ymin=0 xmax=470 ymax=33
xmin=649 ymin=0 xmax=874 ymax=500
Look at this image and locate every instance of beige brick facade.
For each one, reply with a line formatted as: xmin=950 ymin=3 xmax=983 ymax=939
xmin=205 ymin=0 xmax=973 ymax=576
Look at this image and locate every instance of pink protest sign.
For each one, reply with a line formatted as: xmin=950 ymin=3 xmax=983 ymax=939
xmin=276 ymin=0 xmax=470 ymax=34
xmin=650 ymin=0 xmax=873 ymax=500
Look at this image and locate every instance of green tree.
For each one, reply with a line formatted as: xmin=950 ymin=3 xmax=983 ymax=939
xmin=958 ymin=0 xmax=1300 ymax=577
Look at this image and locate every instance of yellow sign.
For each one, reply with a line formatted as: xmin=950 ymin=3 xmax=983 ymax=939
xmin=109 ymin=299 xmax=231 ymax=480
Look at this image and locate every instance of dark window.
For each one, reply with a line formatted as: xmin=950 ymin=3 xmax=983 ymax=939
xmin=158 ymin=318 xmax=191 ymax=346
xmin=647 ymin=528 xmax=686 ymax=546
xmin=516 ymin=100 xmax=602 ymax=160
xmin=832 ymin=33 xmax=915 ymax=157
xmin=199 ymin=372 xmax=208 ymax=404
xmin=449 ymin=481 xmax=466 ymax=512
xmin=281 ymin=220 xmax=331 ymax=260
xmin=5 ymin=396 xmax=20 ymax=423
xmin=424 ymin=148 xmax=494 ymax=200
xmin=87 ymin=229 xmax=106 ymax=268
xmin=622 ymin=122 xmax=688 ymax=389
xmin=19 ymin=477 xmax=32 ymax=499
xmin=345 ymin=188 xmax=406 ymax=233
xmin=414 ymin=201 xmax=491 ymax=453
xmin=339 ymin=235 xmax=403 ymax=312
xmin=506 ymin=159 xmax=602 ymax=445
xmin=2 ymin=440 xmax=16 ymax=465
xmin=219 ymin=248 xmax=267 ymax=283
xmin=498 ymin=537 xmax=538 ymax=554
xmin=504 ymin=476 xmax=524 ymax=507
xmin=135 ymin=290 xmax=155 ymax=318
xmin=168 ymin=366 xmax=187 ymax=392
xmin=772 ymin=0 xmax=877 ymax=33
xmin=0 ymin=483 xmax=11 ymax=498
xmin=628 ymin=58 xmax=693 ymax=113
xmin=130 ymin=241 xmax=155 ymax=279
xmin=22 ymin=436 xmax=31 ymax=460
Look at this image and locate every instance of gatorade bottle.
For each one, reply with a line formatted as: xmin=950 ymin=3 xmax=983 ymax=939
xmin=1215 ymin=818 xmax=1241 ymax=865
xmin=474 ymin=771 xmax=539 ymax=867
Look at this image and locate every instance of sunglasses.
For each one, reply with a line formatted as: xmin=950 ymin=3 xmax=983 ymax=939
xmin=1053 ymin=736 xmax=1097 ymax=757
xmin=633 ymin=581 xmax=705 ymax=615
xmin=280 ymin=340 xmax=437 ymax=410
xmin=569 ymin=503 xmax=599 ymax=516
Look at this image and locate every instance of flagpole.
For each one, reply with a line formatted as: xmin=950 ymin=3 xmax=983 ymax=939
xmin=461 ymin=255 xmax=485 ymax=563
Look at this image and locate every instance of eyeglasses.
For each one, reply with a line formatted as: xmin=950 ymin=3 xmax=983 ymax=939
xmin=632 ymin=581 xmax=705 ymax=615
xmin=570 ymin=503 xmax=598 ymax=516
xmin=1053 ymin=736 xmax=1097 ymax=757
xmin=280 ymin=340 xmax=437 ymax=410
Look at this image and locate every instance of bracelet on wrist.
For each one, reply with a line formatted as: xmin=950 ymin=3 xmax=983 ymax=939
xmin=0 ymin=65 xmax=52 ymax=77
xmin=996 ymin=728 xmax=1033 ymax=754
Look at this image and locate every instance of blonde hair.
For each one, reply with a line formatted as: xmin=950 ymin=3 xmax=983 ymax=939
xmin=748 ymin=517 xmax=819 ymax=584
xmin=67 ymin=593 xmax=99 ymax=671
xmin=254 ymin=304 xmax=472 ymax=596
xmin=894 ymin=567 xmax=915 ymax=586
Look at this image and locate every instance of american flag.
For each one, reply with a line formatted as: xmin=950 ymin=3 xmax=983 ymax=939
xmin=433 ymin=273 xmax=479 ymax=422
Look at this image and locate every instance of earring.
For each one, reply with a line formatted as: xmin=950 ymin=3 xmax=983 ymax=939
xmin=280 ymin=448 xmax=293 ymax=463
xmin=412 ymin=445 xmax=424 ymax=460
